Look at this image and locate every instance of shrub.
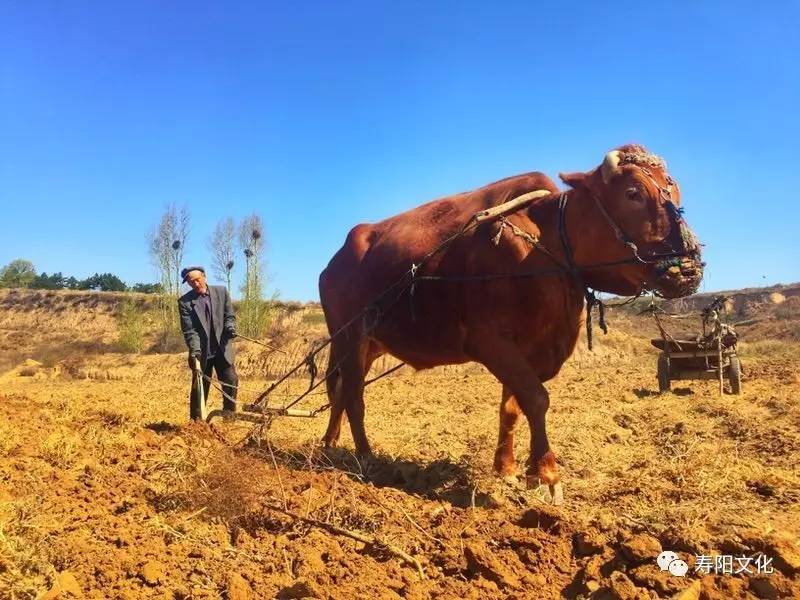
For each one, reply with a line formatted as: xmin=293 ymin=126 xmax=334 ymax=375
xmin=79 ymin=272 xmax=127 ymax=292
xmin=238 ymin=297 xmax=274 ymax=338
xmin=774 ymin=296 xmax=800 ymax=320
xmin=116 ymin=296 xmax=145 ymax=353
xmin=130 ymin=282 xmax=163 ymax=294
xmin=301 ymin=310 xmax=327 ymax=326
xmin=0 ymin=259 xmax=36 ymax=288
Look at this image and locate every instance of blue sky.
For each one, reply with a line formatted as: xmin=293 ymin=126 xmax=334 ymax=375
xmin=1 ymin=1 xmax=798 ymax=300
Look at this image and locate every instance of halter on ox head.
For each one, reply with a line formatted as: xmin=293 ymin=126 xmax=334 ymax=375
xmin=559 ymin=144 xmax=704 ymax=299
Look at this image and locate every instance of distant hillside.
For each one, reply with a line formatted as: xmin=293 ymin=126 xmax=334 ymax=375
xmin=616 ymin=282 xmax=800 ymax=343
xmin=663 ymin=282 xmax=800 ymax=315
xmin=1 ymin=283 xmax=797 ymax=377
xmin=0 ymin=288 xmax=320 ymax=373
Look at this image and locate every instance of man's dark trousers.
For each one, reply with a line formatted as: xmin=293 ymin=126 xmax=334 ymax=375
xmin=190 ymin=353 xmax=238 ymax=420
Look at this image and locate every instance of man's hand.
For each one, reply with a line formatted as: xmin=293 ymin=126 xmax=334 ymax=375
xmin=225 ymin=327 xmax=237 ymax=339
xmin=188 ymin=353 xmax=201 ymax=371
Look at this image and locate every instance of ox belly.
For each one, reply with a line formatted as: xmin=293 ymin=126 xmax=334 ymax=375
xmin=367 ymin=281 xmax=584 ymax=382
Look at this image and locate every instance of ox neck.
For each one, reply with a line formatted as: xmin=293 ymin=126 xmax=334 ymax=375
xmin=548 ymin=189 xmax=645 ymax=296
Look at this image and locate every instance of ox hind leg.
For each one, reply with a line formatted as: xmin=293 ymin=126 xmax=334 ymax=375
xmin=322 ymin=338 xmax=346 ymax=448
xmin=326 ymin=334 xmax=378 ymax=456
xmin=467 ymin=335 xmax=562 ymax=505
xmin=323 ymin=333 xmax=381 ymax=455
xmin=342 ymin=339 xmax=382 ymax=456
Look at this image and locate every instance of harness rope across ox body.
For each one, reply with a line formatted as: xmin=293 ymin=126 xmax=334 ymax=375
xmin=206 ymin=174 xmax=697 ymax=423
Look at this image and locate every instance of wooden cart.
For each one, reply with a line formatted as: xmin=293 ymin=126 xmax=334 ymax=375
xmin=650 ymin=336 xmax=741 ymax=395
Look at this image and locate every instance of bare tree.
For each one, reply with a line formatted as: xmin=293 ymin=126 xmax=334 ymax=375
xmin=208 ymin=217 xmax=236 ymax=292
xmin=237 ymin=213 xmax=271 ymax=336
xmin=147 ymin=204 xmax=190 ymax=349
xmin=148 ymin=204 xmax=189 ymax=296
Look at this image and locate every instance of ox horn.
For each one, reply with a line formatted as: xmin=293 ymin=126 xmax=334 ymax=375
xmin=600 ymin=150 xmax=621 ymax=184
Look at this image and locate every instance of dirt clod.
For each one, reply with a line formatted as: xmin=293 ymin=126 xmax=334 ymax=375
xmin=627 ymin=564 xmax=683 ymax=596
xmin=765 ymin=532 xmax=800 ymax=575
xmin=672 ymin=579 xmax=702 ymax=600
xmin=226 ymin=572 xmax=251 ymax=600
xmin=575 ymin=529 xmax=606 ymax=556
xmin=277 ymin=578 xmax=323 ymax=599
xmin=463 ymin=542 xmax=521 ymax=589
xmin=40 ymin=571 xmax=83 ymax=599
xmin=595 ymin=571 xmax=645 ymax=600
xmin=518 ymin=504 xmax=563 ymax=533
xmin=620 ymin=533 xmax=662 ymax=564
xmin=750 ymin=575 xmax=779 ymax=600
xmin=140 ymin=561 xmax=164 ymax=586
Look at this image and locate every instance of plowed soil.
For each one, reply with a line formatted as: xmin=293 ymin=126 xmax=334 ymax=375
xmin=0 ymin=288 xmax=798 ymax=599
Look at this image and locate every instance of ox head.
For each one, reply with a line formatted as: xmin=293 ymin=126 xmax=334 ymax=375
xmin=559 ymin=144 xmax=703 ymax=298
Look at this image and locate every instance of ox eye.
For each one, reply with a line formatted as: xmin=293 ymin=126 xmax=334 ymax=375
xmin=625 ymin=187 xmax=642 ymax=200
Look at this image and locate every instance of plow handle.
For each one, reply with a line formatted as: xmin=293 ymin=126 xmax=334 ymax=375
xmin=191 ymin=357 xmax=207 ymax=421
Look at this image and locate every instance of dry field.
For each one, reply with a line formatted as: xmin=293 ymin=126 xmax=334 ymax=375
xmin=0 ymin=287 xmax=798 ymax=599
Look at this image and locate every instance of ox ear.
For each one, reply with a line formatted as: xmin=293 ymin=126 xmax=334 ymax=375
xmin=558 ymin=171 xmax=588 ymax=190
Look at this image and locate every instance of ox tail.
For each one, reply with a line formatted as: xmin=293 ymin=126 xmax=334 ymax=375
xmin=324 ymin=342 xmax=344 ymax=407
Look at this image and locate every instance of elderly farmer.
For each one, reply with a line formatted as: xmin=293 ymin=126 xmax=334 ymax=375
xmin=178 ymin=266 xmax=239 ymax=420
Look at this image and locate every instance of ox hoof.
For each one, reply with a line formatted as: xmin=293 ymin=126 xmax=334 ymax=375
xmin=550 ymin=482 xmax=564 ymax=506
xmin=500 ymin=474 xmax=521 ymax=486
xmin=530 ymin=481 xmax=564 ymax=506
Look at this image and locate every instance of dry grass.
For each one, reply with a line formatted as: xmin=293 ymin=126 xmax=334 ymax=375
xmin=140 ymin=435 xmax=209 ymax=512
xmin=0 ymin=422 xmax=19 ymax=457
xmin=773 ymin=295 xmax=800 ymax=319
xmin=0 ymin=499 xmax=55 ymax=599
xmin=38 ymin=430 xmax=81 ymax=469
xmin=187 ymin=450 xmax=273 ymax=522
xmin=738 ymin=338 xmax=799 ymax=359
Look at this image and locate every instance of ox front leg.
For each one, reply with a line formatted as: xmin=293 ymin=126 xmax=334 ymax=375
xmin=523 ymin=381 xmax=563 ymax=505
xmin=494 ymin=385 xmax=522 ymax=480
xmin=468 ymin=336 xmax=563 ymax=505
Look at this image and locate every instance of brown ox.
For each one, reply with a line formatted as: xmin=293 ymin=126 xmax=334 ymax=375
xmin=318 ymin=144 xmax=703 ymax=503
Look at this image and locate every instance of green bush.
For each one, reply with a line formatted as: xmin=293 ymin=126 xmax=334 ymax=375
xmin=301 ymin=310 xmax=327 ymax=325
xmin=116 ymin=297 xmax=145 ymax=353
xmin=0 ymin=259 xmax=36 ymax=288
xmin=80 ymin=272 xmax=127 ymax=292
xmin=237 ymin=297 xmax=274 ymax=338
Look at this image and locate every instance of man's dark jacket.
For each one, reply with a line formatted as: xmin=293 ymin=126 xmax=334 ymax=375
xmin=178 ymin=285 xmax=236 ymax=364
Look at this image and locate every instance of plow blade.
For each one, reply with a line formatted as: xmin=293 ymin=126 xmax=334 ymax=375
xmin=206 ymin=404 xmax=317 ymax=423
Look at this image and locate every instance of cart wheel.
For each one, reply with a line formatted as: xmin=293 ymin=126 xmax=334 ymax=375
xmin=657 ymin=354 xmax=671 ymax=393
xmin=728 ymin=355 xmax=742 ymax=395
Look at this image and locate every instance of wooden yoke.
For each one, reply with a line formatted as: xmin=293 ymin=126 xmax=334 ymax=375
xmin=474 ymin=189 xmax=552 ymax=223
